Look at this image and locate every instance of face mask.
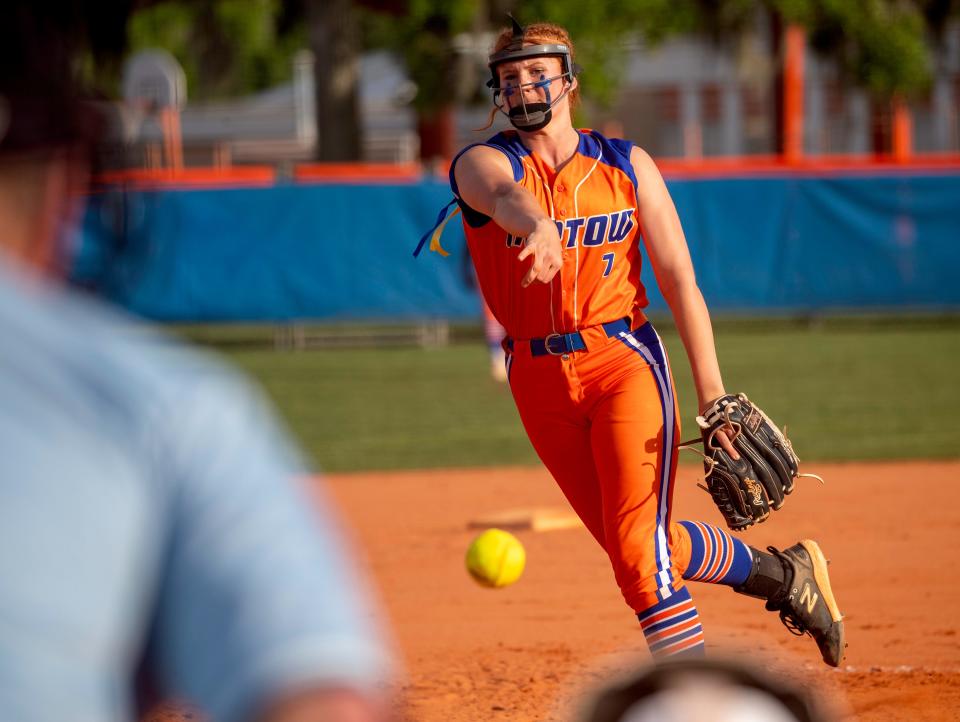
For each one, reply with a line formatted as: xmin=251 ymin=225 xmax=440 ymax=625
xmin=507 ymin=102 xmax=552 ymax=131
xmin=497 ymin=73 xmax=572 ymax=132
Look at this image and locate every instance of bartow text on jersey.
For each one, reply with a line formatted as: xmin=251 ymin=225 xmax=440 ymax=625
xmin=506 ymin=208 xmax=636 ymax=249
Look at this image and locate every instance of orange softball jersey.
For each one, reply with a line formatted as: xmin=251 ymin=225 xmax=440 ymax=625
xmin=450 ymin=129 xmax=649 ymax=340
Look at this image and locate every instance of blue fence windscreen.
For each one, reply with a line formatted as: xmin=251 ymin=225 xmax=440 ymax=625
xmin=73 ymin=172 xmax=960 ymax=321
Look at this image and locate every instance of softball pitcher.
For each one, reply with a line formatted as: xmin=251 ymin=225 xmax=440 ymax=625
xmin=426 ymin=18 xmax=844 ymax=666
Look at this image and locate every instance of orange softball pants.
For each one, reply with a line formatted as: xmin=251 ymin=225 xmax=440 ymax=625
xmin=506 ymin=315 xmax=695 ymax=614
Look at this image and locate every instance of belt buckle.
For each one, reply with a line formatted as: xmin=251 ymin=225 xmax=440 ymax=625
xmin=543 ymin=333 xmax=565 ymax=355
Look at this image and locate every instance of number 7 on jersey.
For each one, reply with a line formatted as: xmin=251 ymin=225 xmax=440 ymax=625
xmin=601 ymin=252 xmax=615 ymax=277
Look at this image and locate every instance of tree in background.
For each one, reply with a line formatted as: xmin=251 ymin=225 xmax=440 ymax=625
xmin=127 ymin=0 xmax=366 ymax=160
xmin=306 ymin=0 xmax=363 ymax=161
xmin=107 ymin=0 xmax=959 ymax=160
xmin=361 ymin=0 xmax=954 ymax=158
xmin=358 ymin=0 xmax=714 ymax=161
xmin=127 ymin=0 xmax=305 ymax=99
xmin=360 ymin=0 xmax=479 ymax=163
xmin=767 ymin=0 xmax=937 ymax=153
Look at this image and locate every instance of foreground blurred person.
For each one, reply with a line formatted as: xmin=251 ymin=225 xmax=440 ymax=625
xmin=0 ymin=7 xmax=393 ymax=722
xmin=577 ymin=656 xmax=838 ymax=722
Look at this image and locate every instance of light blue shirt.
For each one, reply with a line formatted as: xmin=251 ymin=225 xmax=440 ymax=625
xmin=0 ymin=259 xmax=392 ymax=721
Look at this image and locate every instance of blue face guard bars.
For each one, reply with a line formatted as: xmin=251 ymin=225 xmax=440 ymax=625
xmin=489 ymin=68 xmax=577 ymax=132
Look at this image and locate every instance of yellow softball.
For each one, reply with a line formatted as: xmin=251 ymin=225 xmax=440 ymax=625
xmin=465 ymin=528 xmax=526 ymax=588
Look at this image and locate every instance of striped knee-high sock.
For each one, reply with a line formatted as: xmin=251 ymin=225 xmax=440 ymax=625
xmin=636 ymin=586 xmax=705 ymax=657
xmin=678 ymin=520 xmax=753 ymax=587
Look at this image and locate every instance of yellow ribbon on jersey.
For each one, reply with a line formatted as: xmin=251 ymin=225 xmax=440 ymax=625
xmin=428 ymin=206 xmax=461 ymax=257
xmin=413 ymin=198 xmax=460 ymax=259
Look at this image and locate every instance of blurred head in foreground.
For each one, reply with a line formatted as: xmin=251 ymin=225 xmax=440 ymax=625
xmin=0 ymin=5 xmax=394 ymax=722
xmin=0 ymin=4 xmax=103 ymax=276
xmin=578 ymin=656 xmax=836 ymax=722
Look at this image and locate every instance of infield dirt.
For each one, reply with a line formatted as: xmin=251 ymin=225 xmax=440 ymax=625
xmin=325 ymin=460 xmax=960 ymax=721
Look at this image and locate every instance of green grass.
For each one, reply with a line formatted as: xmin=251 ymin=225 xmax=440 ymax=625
xmin=211 ymin=319 xmax=960 ymax=472
xmin=225 ymin=345 xmax=529 ymax=472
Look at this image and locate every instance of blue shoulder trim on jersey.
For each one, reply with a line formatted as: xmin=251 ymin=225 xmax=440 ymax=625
xmin=448 ymin=134 xmax=526 ymax=228
xmin=488 ymin=131 xmax=531 ymax=167
xmin=449 ymin=137 xmax=524 ymax=195
xmin=587 ymin=130 xmax=638 ymax=189
xmin=576 ymin=130 xmax=599 ymax=159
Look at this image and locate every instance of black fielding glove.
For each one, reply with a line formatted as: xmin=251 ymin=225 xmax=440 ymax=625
xmin=690 ymin=393 xmax=814 ymax=531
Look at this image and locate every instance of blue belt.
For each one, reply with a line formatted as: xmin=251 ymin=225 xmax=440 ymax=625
xmin=508 ymin=317 xmax=636 ymax=357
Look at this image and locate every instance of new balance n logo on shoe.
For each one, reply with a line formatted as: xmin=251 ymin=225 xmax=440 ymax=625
xmin=800 ymin=583 xmax=819 ymax=615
